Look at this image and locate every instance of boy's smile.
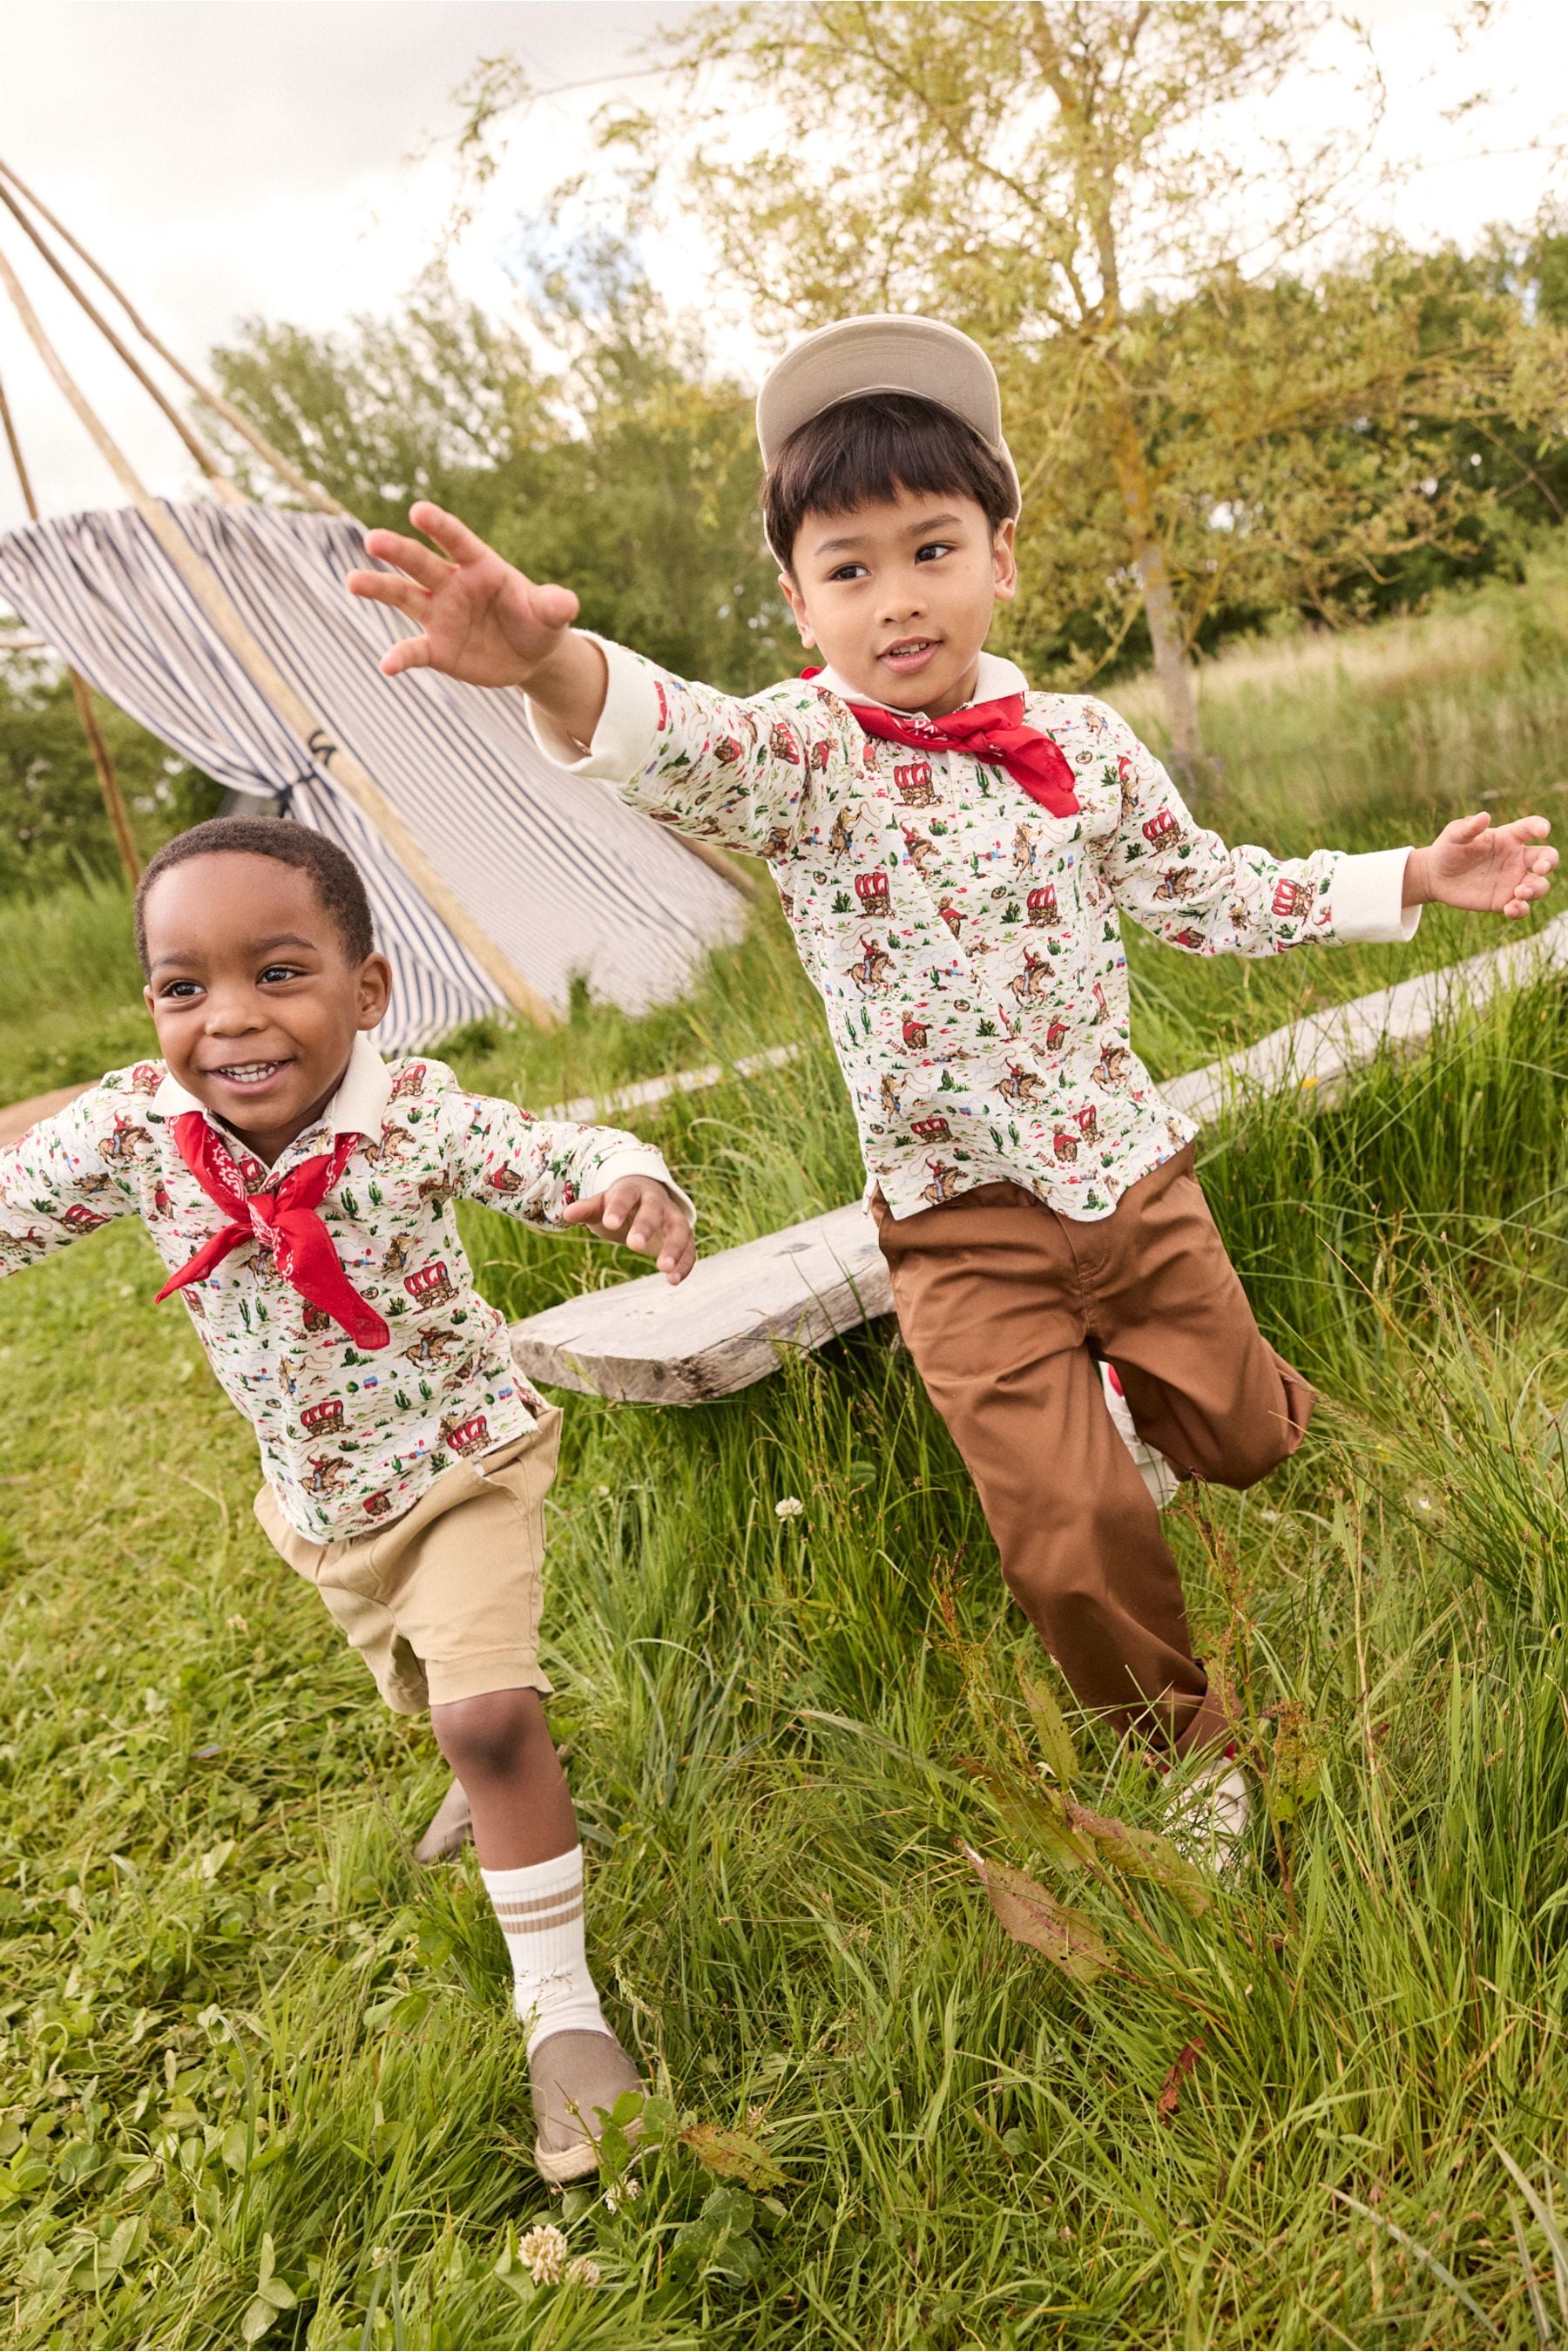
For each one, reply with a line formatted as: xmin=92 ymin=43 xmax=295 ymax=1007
xmin=781 ymin=484 xmax=1017 ymax=719
xmin=141 ymin=852 xmax=391 ymax=1166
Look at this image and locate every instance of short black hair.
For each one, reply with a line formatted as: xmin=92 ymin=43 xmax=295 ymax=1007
xmin=762 ymin=390 xmax=1017 ymax=571
xmin=134 ymin=815 xmax=376 ymax=973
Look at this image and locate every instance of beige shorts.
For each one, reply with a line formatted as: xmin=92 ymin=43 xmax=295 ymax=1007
xmin=253 ymin=1409 xmax=562 ymax=1715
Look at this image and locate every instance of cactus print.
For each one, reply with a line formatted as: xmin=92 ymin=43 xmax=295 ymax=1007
xmin=568 ymin=644 xmax=1402 ymax=1223
xmin=0 ymin=1039 xmax=683 ymax=1538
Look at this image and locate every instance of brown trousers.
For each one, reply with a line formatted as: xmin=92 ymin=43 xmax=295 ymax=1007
xmin=873 ymin=1146 xmax=1313 ymax=1754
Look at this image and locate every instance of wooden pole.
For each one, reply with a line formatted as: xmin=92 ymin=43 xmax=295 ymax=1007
xmin=0 ymin=180 xmax=241 ymax=504
xmin=0 ymin=155 xmax=348 ymax=518
xmin=0 ymin=241 xmax=555 ymax=1025
xmin=0 ymin=365 xmax=141 ymax=882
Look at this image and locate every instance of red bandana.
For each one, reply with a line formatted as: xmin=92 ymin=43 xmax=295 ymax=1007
xmin=809 ymin=675 xmax=1079 ymax=819
xmin=156 ymin=1113 xmax=390 ymax=1350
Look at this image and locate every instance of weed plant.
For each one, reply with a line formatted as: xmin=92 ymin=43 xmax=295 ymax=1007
xmin=3 ymin=565 xmax=1568 ymax=2346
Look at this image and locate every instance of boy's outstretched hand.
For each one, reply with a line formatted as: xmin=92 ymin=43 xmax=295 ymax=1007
xmin=346 ymin=504 xmax=609 ymax=742
xmin=561 ymin=1177 xmax=697 ymax=1286
xmin=1404 ymin=814 xmax=1558 ymax=920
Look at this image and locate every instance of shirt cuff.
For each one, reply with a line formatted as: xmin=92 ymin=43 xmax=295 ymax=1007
xmin=589 ymin=1146 xmax=697 ymax=1231
xmin=525 ymin=636 xmax=662 ymax=786
xmin=1329 ymin=847 xmax=1422 ymax=944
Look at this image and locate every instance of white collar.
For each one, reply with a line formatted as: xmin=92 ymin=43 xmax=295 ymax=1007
xmin=149 ymin=1031 xmax=393 ymax=1147
xmin=810 ymin=648 xmax=1029 ymax=714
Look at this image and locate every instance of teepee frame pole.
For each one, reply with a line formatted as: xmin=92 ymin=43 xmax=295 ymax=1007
xmin=0 ymin=243 xmax=554 ymax=1027
xmin=0 ymin=156 xmax=348 ymax=518
xmin=0 ymin=179 xmax=240 ymax=504
xmin=0 ymin=366 xmax=141 ymax=883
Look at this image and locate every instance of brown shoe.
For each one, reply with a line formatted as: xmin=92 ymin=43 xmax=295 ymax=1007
xmin=530 ymin=2027 xmax=645 ymax=2186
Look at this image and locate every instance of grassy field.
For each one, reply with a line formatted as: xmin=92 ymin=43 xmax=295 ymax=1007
xmin=4 ymin=552 xmax=1568 ymax=2349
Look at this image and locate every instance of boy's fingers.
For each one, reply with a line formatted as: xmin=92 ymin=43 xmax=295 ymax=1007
xmin=409 ymin=501 xmax=495 ymax=569
xmin=533 ymin=583 xmax=580 ymax=631
xmin=362 ymin=531 xmax=454 ymax=591
xmin=559 ymin=1191 xmax=606 ymax=1227
xmin=381 ymin=636 xmax=433 ymax=678
xmin=348 ymin=569 xmax=429 ymax=616
xmin=1450 ymin=811 xmax=1490 ymax=841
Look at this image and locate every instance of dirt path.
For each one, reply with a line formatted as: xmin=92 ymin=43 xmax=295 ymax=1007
xmin=0 ymin=1084 xmax=91 ymax=1149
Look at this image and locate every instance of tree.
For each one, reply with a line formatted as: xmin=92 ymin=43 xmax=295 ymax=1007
xmin=1002 ymin=244 xmax=1568 ymax=681
xmin=595 ymin=1 xmax=1565 ymax=764
xmin=207 ymin=252 xmax=793 ymax=691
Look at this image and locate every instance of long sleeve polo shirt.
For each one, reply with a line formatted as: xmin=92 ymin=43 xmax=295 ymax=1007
xmin=0 ymin=1035 xmax=689 ymax=1538
xmin=531 ymin=643 xmax=1420 ymax=1222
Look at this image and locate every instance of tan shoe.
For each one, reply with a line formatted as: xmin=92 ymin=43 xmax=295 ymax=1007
xmin=530 ymin=2027 xmax=645 ymax=2186
xmin=412 ymin=1776 xmax=471 ymax=1863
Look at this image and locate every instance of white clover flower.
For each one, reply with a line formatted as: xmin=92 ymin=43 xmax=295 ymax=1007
xmin=565 ymin=2255 xmax=602 ymax=2288
xmin=775 ymin=1497 xmax=805 ymax=1519
xmin=604 ymin=2175 xmax=642 ymax=2214
xmin=518 ymin=2223 xmax=569 ymax=2284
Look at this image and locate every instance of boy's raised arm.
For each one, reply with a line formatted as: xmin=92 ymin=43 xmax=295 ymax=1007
xmin=1097 ymin=701 xmax=1554 ymax=956
xmin=349 ymin=504 xmax=841 ymax=859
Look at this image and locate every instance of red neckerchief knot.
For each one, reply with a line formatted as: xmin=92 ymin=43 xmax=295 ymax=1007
xmin=807 ymin=672 xmax=1079 ymax=818
xmin=155 ymin=1113 xmax=390 ymax=1349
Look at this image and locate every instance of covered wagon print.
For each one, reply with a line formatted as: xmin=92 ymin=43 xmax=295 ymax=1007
xmin=0 ymin=1037 xmax=686 ymax=1538
xmin=539 ymin=644 xmax=1418 ymax=1220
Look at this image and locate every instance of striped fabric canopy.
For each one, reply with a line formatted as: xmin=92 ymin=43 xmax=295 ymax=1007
xmin=0 ymin=501 xmax=747 ymax=1048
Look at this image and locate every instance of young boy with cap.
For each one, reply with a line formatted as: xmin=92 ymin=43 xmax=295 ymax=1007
xmin=0 ymin=814 xmax=695 ymax=2178
xmin=348 ymin=316 xmax=1556 ymax=1856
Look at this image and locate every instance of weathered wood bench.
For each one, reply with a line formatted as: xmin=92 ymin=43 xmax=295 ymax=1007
xmin=509 ymin=915 xmax=1568 ymax=1407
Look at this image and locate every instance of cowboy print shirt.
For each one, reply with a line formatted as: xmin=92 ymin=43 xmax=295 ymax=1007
xmin=0 ymin=1036 xmax=689 ymax=1538
xmin=532 ymin=644 xmax=1419 ymax=1221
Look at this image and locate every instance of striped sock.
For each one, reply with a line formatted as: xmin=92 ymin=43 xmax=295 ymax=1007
xmin=480 ymin=1844 xmax=610 ymax=2057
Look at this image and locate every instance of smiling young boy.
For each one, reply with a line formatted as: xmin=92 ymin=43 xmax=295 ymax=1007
xmin=348 ymin=314 xmax=1557 ymax=1855
xmin=0 ymin=814 xmax=695 ymax=2179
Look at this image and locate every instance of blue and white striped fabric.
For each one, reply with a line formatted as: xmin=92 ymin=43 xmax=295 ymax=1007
xmin=0 ymin=501 xmax=747 ymax=1048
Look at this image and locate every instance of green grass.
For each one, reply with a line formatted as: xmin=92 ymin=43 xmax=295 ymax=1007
xmin=6 ymin=556 xmax=1568 ymax=2347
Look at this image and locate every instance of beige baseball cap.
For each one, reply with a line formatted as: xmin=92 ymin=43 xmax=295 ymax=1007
xmin=755 ymin=314 xmax=1022 ymax=531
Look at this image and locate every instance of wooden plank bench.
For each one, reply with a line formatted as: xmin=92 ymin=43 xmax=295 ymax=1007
xmin=509 ymin=916 xmax=1568 ymax=1406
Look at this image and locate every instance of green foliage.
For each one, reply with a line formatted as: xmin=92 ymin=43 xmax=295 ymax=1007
xmin=208 ymin=249 xmax=793 ymax=693
xmin=0 ymin=657 xmax=221 ymax=900
xmin=602 ymin=0 xmax=1568 ymax=754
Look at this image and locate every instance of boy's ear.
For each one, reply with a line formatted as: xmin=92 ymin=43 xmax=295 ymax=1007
xmin=356 ymin=951 xmax=394 ymax=1032
xmin=992 ymin=517 xmax=1018 ymax=605
xmin=778 ymin=570 xmax=816 ymax=648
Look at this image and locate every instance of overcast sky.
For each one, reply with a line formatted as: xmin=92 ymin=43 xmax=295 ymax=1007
xmin=0 ymin=0 xmax=1564 ymax=538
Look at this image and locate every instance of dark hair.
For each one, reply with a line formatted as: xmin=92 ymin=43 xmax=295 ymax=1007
xmin=134 ymin=815 xmax=376 ymax=973
xmin=762 ymin=390 xmax=1017 ymax=570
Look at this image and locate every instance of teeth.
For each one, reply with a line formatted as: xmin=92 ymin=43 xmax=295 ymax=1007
xmin=219 ymin=1063 xmax=280 ymax=1081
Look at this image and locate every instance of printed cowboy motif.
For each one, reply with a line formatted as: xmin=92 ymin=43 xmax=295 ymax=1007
xmin=0 ymin=1051 xmax=680 ymax=1538
xmin=551 ymin=643 xmax=1401 ymax=1223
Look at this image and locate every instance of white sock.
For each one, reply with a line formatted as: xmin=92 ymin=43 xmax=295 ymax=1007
xmin=480 ymin=1844 xmax=611 ymax=2058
